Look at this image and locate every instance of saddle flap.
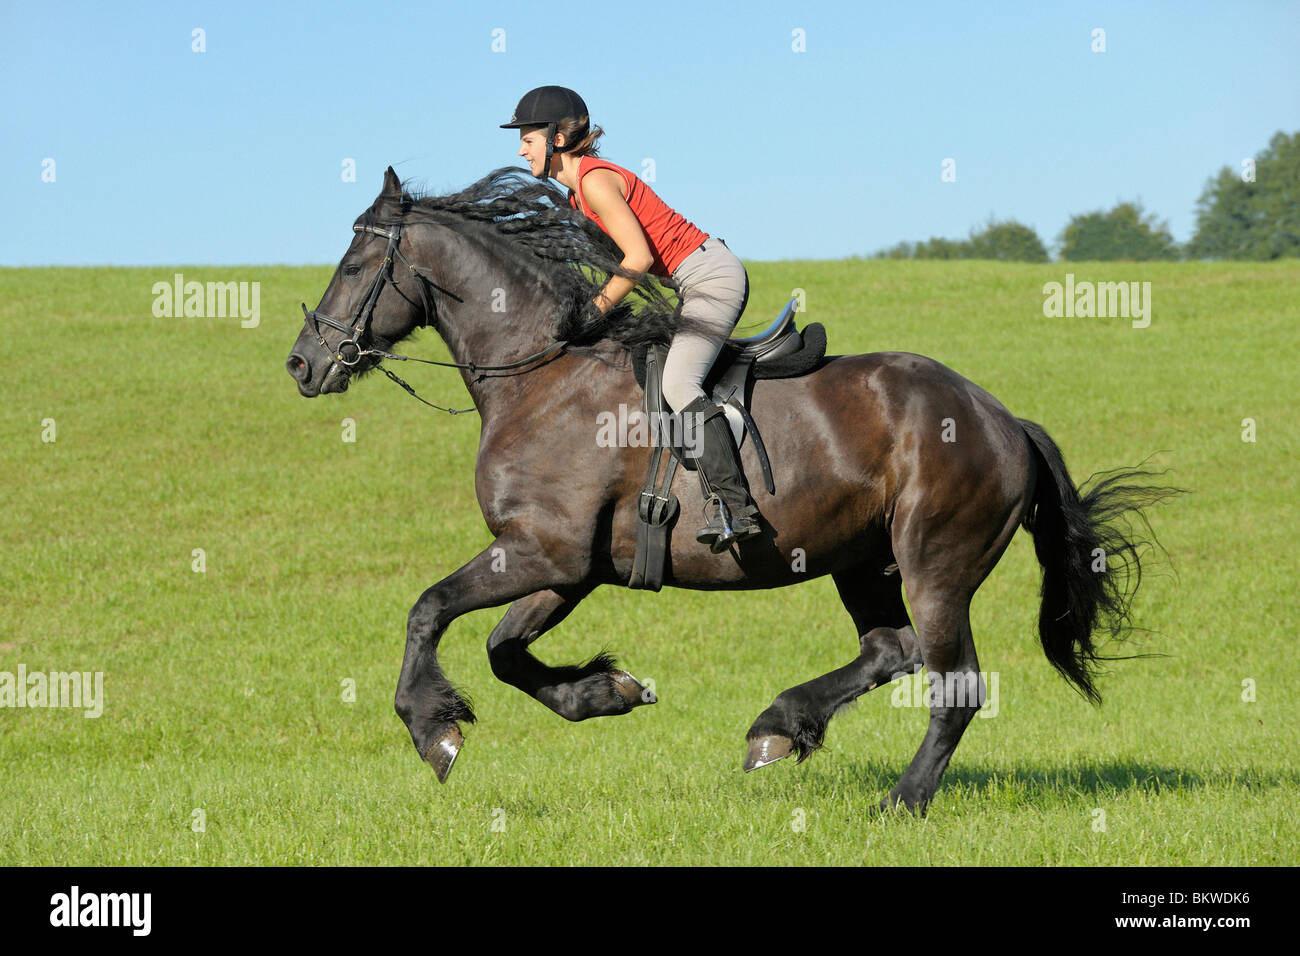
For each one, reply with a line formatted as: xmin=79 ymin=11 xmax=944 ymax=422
xmin=647 ymin=343 xmax=746 ymax=453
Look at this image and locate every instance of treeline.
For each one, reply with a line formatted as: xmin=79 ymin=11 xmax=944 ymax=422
xmin=873 ymin=129 xmax=1299 ymax=261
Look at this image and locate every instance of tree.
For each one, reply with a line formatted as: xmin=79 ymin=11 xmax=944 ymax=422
xmin=873 ymin=219 xmax=1048 ymax=261
xmin=874 ymin=240 xmax=917 ymax=260
xmin=969 ymin=219 xmax=1049 ymax=262
xmin=872 ymin=237 xmax=967 ymax=259
xmin=914 ymin=236 xmax=971 ymax=259
xmin=1058 ymin=202 xmax=1179 ymax=261
xmin=1187 ymin=130 xmax=1300 ymax=260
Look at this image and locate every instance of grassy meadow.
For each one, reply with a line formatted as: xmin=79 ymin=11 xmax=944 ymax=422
xmin=1 ymin=259 xmax=1296 ymax=865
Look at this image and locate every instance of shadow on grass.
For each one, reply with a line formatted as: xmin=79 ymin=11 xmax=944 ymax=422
xmin=794 ymin=756 xmax=1298 ymax=805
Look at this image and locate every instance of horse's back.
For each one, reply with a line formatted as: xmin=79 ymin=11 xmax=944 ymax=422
xmin=749 ymin=348 xmax=1034 ymax=531
xmin=757 ymin=349 xmax=1030 ymax=456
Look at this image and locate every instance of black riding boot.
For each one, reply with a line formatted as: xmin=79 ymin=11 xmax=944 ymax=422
xmin=680 ymin=395 xmax=761 ymax=553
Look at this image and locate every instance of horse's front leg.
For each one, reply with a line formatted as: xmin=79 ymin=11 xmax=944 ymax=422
xmin=486 ymin=587 xmax=656 ymax=721
xmin=395 ymin=537 xmax=576 ymax=782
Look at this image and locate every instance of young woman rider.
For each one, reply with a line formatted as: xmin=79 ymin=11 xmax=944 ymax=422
xmin=501 ymin=85 xmax=760 ymax=552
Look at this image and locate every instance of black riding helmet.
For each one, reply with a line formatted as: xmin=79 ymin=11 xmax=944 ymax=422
xmin=501 ymin=86 xmax=588 ymax=179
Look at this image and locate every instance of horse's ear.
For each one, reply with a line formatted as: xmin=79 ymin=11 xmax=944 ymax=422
xmin=380 ymin=166 xmax=402 ymax=199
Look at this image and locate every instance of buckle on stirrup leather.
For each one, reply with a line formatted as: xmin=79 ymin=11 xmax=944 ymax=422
xmin=639 ymin=489 xmax=678 ymax=526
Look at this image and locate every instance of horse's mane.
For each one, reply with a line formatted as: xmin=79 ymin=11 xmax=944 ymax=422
xmin=369 ymin=167 xmax=723 ymax=351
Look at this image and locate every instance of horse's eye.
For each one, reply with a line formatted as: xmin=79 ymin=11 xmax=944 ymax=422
xmin=344 ymin=264 xmax=361 ymax=277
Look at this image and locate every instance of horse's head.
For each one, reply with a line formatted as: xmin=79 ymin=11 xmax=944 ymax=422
xmin=286 ymin=167 xmax=430 ymax=397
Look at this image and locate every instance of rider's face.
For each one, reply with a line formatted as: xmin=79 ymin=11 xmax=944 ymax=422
xmin=518 ymin=127 xmax=556 ymax=177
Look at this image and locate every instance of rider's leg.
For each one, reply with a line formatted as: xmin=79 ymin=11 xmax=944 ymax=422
xmin=661 ymin=238 xmax=759 ymax=551
xmin=680 ymin=392 xmax=761 ymax=551
xmin=661 ymin=238 xmax=749 ymax=412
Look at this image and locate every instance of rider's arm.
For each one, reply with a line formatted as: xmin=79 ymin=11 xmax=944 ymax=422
xmin=581 ymin=168 xmax=654 ymax=314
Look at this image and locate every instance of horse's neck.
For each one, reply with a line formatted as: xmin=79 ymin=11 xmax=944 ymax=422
xmin=417 ymin=223 xmax=568 ymax=417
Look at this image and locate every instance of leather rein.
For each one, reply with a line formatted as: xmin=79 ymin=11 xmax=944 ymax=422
xmin=300 ymin=215 xmax=569 ymax=414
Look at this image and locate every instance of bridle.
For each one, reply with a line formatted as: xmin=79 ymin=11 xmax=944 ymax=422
xmin=300 ymin=210 xmax=570 ymax=414
xmin=301 ymin=218 xmax=434 ymax=370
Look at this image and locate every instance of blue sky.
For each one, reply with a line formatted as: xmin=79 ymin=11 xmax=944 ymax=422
xmin=3 ymin=0 xmax=1297 ymax=265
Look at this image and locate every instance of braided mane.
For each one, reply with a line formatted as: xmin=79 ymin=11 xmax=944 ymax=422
xmin=366 ymin=167 xmax=724 ymax=350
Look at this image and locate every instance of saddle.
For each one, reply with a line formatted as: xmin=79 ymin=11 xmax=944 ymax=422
xmin=628 ymin=298 xmax=828 ymax=590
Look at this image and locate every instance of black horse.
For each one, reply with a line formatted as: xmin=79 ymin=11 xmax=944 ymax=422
xmin=286 ymin=167 xmax=1178 ymax=812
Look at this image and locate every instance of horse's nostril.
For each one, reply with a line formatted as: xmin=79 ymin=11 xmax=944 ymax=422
xmin=287 ymin=353 xmax=308 ymax=381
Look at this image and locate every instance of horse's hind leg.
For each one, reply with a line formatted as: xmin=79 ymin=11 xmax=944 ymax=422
xmin=487 ymin=588 xmax=657 ymax=722
xmin=744 ymin=565 xmax=923 ymax=770
xmin=882 ymin=585 xmax=982 ymax=815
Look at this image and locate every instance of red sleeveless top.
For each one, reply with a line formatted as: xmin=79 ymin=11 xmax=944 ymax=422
xmin=568 ymin=156 xmax=708 ymax=277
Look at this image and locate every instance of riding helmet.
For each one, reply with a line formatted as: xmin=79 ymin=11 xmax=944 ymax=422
xmin=500 ymin=86 xmax=588 ymax=128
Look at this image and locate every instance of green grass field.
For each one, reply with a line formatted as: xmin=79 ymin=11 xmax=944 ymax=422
xmin=2 ymin=259 xmax=1296 ymax=866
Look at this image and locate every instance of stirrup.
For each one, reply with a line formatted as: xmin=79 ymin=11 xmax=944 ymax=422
xmin=697 ymin=496 xmax=760 ymax=554
xmin=695 ymin=495 xmax=732 ymax=548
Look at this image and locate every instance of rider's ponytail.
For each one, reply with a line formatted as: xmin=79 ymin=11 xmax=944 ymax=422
xmin=556 ymin=115 xmax=604 ymax=156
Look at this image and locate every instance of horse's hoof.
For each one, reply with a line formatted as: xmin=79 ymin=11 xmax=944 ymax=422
xmin=424 ymin=725 xmax=464 ymax=783
xmin=878 ymin=791 xmax=928 ymax=817
xmin=743 ymin=734 xmax=793 ymax=772
xmin=611 ymin=671 xmax=656 ymax=708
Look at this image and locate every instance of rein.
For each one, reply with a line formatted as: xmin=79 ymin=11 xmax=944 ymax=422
xmin=301 ymin=218 xmax=571 ymax=415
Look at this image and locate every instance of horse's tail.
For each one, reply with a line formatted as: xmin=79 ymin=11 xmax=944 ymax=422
xmin=1017 ymin=419 xmax=1184 ymax=705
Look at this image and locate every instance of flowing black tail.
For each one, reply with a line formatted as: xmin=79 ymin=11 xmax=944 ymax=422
xmin=1018 ymin=419 xmax=1184 ymax=705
